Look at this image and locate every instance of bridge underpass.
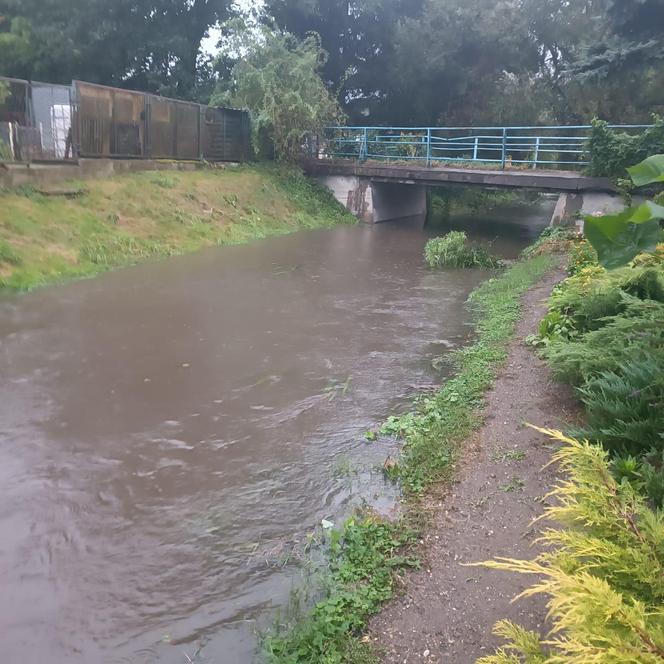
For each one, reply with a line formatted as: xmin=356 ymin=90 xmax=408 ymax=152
xmin=303 ymin=124 xmax=651 ymax=224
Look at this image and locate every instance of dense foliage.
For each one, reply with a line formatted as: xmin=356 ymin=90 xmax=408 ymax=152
xmin=586 ymin=119 xmax=664 ymax=178
xmin=263 ymin=0 xmax=664 ymax=126
xmin=533 ymin=232 xmax=664 ymax=508
xmin=2 ymin=0 xmax=663 ymax=124
xmin=477 ymin=429 xmax=664 ymax=664
xmin=211 ymin=28 xmax=342 ymax=161
xmin=0 ymin=0 xmax=235 ymax=100
xmin=583 ymin=153 xmax=664 ymax=268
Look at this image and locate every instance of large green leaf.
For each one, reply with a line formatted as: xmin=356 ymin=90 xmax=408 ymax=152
xmin=628 ymin=154 xmax=664 ymax=187
xmin=584 ymin=202 xmax=664 ymax=269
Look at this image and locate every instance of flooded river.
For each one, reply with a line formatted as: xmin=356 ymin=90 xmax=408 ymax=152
xmin=0 ymin=202 xmax=551 ymax=663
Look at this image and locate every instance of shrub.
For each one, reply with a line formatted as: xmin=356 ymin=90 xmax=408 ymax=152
xmin=577 ymin=354 xmax=664 ymax=457
xmin=476 ymin=429 xmax=664 ymax=664
xmin=522 ymin=227 xmax=581 ymax=259
xmin=545 ymin=265 xmax=664 ymax=339
xmin=586 ymin=117 xmax=664 ymax=178
xmin=632 ymin=243 xmax=664 ymax=268
xmin=567 ymin=239 xmax=598 ymax=275
xmin=544 ymin=297 xmax=664 ymax=385
xmin=613 ymin=449 xmax=664 ymax=509
xmin=424 ymin=231 xmax=501 ymax=269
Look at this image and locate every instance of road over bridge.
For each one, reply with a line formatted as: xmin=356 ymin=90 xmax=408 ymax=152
xmin=303 ymin=124 xmax=650 ymax=223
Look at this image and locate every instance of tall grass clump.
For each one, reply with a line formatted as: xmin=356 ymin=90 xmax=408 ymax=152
xmin=476 ymin=428 xmax=664 ymax=664
xmin=425 ymin=231 xmax=502 ymax=269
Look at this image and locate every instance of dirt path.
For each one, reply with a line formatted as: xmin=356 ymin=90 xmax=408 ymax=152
xmin=369 ymin=267 xmax=578 ymax=663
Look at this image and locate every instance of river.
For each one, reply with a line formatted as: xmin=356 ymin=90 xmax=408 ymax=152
xmin=0 ymin=201 xmax=552 ymax=663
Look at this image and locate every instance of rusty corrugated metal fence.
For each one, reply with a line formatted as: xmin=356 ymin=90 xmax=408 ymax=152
xmin=0 ymin=76 xmax=250 ymax=163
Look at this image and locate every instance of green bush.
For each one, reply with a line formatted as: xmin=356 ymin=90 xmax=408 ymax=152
xmin=567 ymin=239 xmax=598 ymax=275
xmin=544 ymin=297 xmax=664 ymax=385
xmin=613 ymin=449 xmax=664 ymax=509
xmin=586 ymin=117 xmax=664 ymax=178
xmin=424 ymin=231 xmax=501 ymax=269
xmin=545 ymin=265 xmax=664 ymax=339
xmin=477 ymin=430 xmax=664 ymax=664
xmin=577 ymin=355 xmax=664 ymax=457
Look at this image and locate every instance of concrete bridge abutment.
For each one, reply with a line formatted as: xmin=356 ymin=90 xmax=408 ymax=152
xmin=317 ymin=175 xmax=427 ymax=223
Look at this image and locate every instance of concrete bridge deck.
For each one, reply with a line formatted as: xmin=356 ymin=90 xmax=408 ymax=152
xmin=303 ymin=159 xmax=620 ymax=225
xmin=303 ymin=159 xmax=616 ymax=193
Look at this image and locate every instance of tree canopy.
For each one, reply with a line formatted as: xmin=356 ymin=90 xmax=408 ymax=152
xmin=0 ymin=0 xmax=663 ymax=122
xmin=0 ymin=0 xmax=234 ymax=100
xmin=212 ymin=26 xmax=343 ymax=160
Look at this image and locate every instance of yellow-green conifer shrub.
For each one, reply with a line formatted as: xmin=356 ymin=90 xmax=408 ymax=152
xmin=475 ymin=428 xmax=664 ymax=664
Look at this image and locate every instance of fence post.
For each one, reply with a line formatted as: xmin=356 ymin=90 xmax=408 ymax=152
xmin=426 ymin=128 xmax=431 ymax=166
xmin=198 ymin=106 xmax=205 ymax=161
xmin=501 ymin=127 xmax=507 ymax=169
xmin=473 ymin=136 xmax=479 ymax=161
xmin=533 ymin=136 xmax=540 ymax=169
xmin=144 ymin=94 xmax=151 ymax=159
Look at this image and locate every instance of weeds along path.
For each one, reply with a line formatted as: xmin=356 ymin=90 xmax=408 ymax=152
xmin=369 ymin=266 xmax=579 ymax=664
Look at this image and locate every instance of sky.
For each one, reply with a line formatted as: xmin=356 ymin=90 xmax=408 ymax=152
xmin=201 ymin=0 xmax=262 ymax=56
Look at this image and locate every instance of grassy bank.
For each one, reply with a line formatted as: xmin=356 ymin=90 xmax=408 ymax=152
xmin=266 ymin=251 xmax=557 ymax=663
xmin=0 ymin=164 xmax=355 ymax=291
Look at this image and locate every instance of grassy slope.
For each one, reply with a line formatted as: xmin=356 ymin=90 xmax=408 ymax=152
xmin=266 ymin=253 xmax=557 ymax=664
xmin=0 ymin=164 xmax=355 ymax=291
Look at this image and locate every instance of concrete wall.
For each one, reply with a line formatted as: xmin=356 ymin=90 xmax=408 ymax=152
xmin=316 ymin=175 xmax=373 ymax=222
xmin=550 ymin=191 xmax=630 ymax=228
xmin=371 ymin=181 xmax=427 ymax=223
xmin=0 ymin=159 xmax=217 ymax=189
xmin=317 ymin=174 xmax=427 ymax=223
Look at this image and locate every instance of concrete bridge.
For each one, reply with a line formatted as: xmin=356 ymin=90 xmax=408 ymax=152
xmin=304 ymin=124 xmax=651 ymax=224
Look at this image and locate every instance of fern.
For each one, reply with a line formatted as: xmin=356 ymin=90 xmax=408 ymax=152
xmin=474 ymin=429 xmax=664 ymax=664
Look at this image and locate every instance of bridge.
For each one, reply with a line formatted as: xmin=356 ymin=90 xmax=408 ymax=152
xmin=303 ymin=124 xmax=652 ymax=224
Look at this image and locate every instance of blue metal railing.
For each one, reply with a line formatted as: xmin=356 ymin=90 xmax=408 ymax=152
xmin=320 ymin=125 xmax=654 ymax=170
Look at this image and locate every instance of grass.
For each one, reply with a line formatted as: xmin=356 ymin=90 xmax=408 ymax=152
xmin=265 ymin=252 xmax=557 ymax=663
xmin=0 ymin=163 xmax=355 ymax=291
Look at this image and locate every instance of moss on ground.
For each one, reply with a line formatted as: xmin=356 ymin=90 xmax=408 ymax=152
xmin=0 ymin=164 xmax=355 ymax=291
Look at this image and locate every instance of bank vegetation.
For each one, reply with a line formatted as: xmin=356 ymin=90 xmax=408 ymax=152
xmin=0 ymin=165 xmax=354 ymax=292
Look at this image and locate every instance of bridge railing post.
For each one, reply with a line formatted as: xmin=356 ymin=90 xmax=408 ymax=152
xmin=359 ymin=128 xmax=368 ymax=163
xmin=473 ymin=136 xmax=479 ymax=162
xmin=426 ymin=129 xmax=431 ymax=166
xmin=533 ymin=136 xmax=540 ymax=169
xmin=501 ymin=128 xmax=507 ymax=169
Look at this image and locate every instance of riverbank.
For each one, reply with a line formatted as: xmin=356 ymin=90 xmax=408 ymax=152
xmin=368 ymin=265 xmax=577 ymax=662
xmin=0 ymin=164 xmax=354 ymax=291
xmin=265 ymin=250 xmax=560 ymax=663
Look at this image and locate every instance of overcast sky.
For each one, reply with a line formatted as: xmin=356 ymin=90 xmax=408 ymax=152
xmin=202 ymin=0 xmax=262 ymax=56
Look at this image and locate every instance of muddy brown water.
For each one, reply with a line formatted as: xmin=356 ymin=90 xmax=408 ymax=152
xmin=0 ymin=203 xmax=551 ymax=663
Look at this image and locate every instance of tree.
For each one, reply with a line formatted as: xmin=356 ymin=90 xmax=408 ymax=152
xmin=263 ymin=0 xmax=425 ymax=123
xmin=383 ymin=0 xmax=541 ymax=125
xmin=211 ymin=27 xmax=343 ymax=160
xmin=0 ymin=0 xmax=235 ymax=100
